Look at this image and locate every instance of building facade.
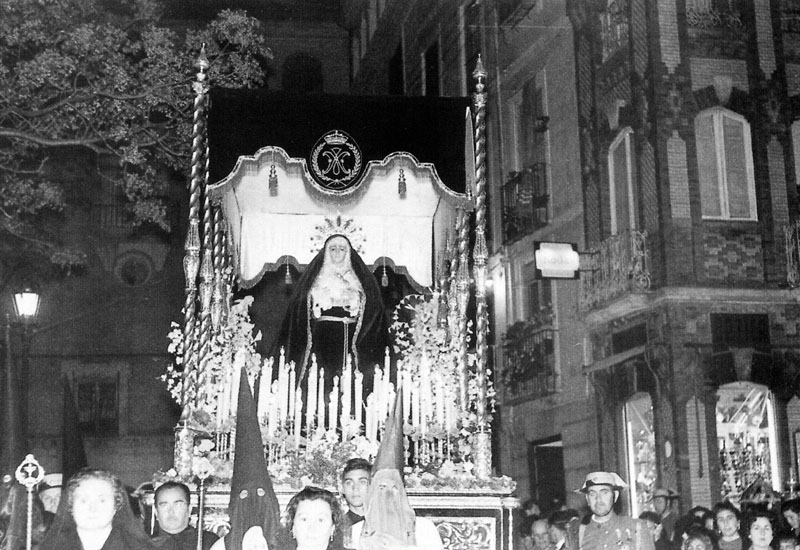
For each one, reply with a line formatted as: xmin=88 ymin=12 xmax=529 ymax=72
xmin=345 ymin=0 xmax=800 ymax=516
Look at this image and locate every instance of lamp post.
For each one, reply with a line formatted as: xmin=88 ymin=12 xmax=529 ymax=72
xmin=5 ymin=288 xmax=41 ymax=456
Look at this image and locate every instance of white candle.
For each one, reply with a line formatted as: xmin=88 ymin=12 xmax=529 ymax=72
xmin=329 ymin=376 xmax=339 ymax=432
xmin=355 ymin=370 xmax=363 ymax=428
xmin=217 ymin=370 xmax=230 ymax=426
xmin=366 ymin=394 xmax=377 ymax=442
xmin=288 ymin=363 xmax=296 ymax=425
xmin=374 ymin=366 xmax=383 ymax=428
xmin=402 ymin=369 xmax=411 ymax=423
xmin=307 ymin=356 xmax=318 ymax=433
xmin=317 ymin=367 xmax=325 ymax=431
xmin=294 ymin=389 xmax=303 ymax=447
xmin=436 ymin=373 xmax=444 ymax=427
xmin=341 ymin=359 xmax=351 ymax=422
xmin=268 ymin=380 xmax=278 ymax=438
xmin=229 ymin=365 xmax=242 ymax=419
xmin=412 ymin=381 xmax=420 ymax=432
xmin=277 ymin=363 xmax=289 ymax=425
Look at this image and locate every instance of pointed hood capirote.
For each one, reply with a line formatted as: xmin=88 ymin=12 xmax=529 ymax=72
xmin=226 ymin=368 xmax=281 ymax=550
xmin=371 ymin=385 xmax=405 ymax=475
xmin=359 ymin=388 xmax=416 ymax=550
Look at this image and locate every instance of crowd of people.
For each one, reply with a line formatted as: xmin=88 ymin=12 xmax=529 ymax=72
xmin=3 ymin=454 xmax=443 ymax=550
xmin=1 ymin=366 xmax=443 ymax=550
xmin=517 ymin=471 xmax=800 ymax=550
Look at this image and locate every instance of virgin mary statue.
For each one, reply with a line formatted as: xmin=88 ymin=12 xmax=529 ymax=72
xmin=271 ymin=235 xmax=389 ymax=389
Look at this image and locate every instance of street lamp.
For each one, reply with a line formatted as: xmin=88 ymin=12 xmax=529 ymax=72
xmin=13 ymin=289 xmax=40 ymax=324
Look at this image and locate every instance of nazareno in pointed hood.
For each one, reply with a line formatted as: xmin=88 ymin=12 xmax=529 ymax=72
xmin=360 ymin=386 xmax=416 ymax=550
xmin=226 ymin=368 xmax=282 ymax=550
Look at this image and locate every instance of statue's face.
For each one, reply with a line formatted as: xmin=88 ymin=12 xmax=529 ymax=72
xmin=326 ymin=237 xmax=349 ymax=266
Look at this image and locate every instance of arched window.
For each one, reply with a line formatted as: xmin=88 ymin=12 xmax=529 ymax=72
xmin=624 ymin=392 xmax=656 ymax=517
xmin=694 ymin=108 xmax=757 ymax=220
xmin=608 ymin=127 xmax=636 ymax=234
xmin=716 ymin=382 xmax=780 ymax=505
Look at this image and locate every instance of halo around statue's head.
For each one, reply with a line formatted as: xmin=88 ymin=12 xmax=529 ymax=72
xmin=310 ymin=213 xmax=366 ymax=255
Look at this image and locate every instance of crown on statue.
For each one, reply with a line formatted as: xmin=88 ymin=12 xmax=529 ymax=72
xmin=323 ymin=130 xmax=348 ymax=145
xmin=310 ymin=214 xmax=366 ymax=255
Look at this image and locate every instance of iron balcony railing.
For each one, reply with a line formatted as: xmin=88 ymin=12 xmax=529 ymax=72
xmin=786 ymin=219 xmax=800 ymax=288
xmin=90 ymin=203 xmax=135 ymax=236
xmin=501 ymin=312 xmax=557 ymax=399
xmin=579 ymin=229 xmax=651 ymax=310
xmin=601 ymin=0 xmax=629 ymax=61
xmin=502 ymin=163 xmax=549 ymax=244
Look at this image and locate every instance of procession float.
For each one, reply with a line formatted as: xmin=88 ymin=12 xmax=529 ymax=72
xmin=159 ymin=48 xmax=518 ymax=550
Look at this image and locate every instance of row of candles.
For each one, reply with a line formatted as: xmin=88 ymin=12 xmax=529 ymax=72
xmin=212 ymin=348 xmax=461 ymax=449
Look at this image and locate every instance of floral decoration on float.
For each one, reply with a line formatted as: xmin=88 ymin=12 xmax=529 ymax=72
xmin=159 ymin=294 xmax=515 ymax=494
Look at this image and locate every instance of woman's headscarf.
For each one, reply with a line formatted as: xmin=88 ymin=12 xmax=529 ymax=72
xmin=39 ymin=468 xmax=154 ymax=550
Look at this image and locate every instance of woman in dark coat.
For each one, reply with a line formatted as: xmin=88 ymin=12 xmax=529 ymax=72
xmin=39 ymin=469 xmax=155 ymax=550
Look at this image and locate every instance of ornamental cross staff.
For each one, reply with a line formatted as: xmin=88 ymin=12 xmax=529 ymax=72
xmin=14 ymin=455 xmax=44 ymax=550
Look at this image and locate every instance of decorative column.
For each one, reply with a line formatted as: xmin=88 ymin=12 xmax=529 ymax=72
xmin=196 ymin=140 xmax=215 ymax=408
xmin=472 ymin=54 xmax=491 ymax=478
xmin=176 ymin=46 xmax=209 ymax=475
xmin=455 ymin=209 xmax=470 ymax=414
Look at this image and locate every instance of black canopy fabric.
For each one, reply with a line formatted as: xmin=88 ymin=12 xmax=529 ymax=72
xmin=207 ymin=89 xmax=470 ymax=193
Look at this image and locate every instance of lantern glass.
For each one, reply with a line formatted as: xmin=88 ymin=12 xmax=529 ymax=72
xmin=13 ymin=290 xmax=40 ymax=322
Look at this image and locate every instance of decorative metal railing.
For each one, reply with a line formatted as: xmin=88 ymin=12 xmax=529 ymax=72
xmin=90 ymin=203 xmax=134 ymax=236
xmin=781 ymin=0 xmax=800 ymax=33
xmin=685 ymin=0 xmax=743 ymax=29
xmin=501 ymin=313 xmax=556 ymax=399
xmin=501 ymin=163 xmax=548 ymax=244
xmin=600 ymin=0 xmax=629 ymax=62
xmin=786 ymin=219 xmax=800 ymax=288
xmin=579 ymin=229 xmax=651 ymax=310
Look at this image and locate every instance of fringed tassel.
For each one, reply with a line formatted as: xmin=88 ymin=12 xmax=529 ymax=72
xmin=398 ymin=168 xmax=406 ymax=197
xmin=381 ymin=266 xmax=389 ymax=287
xmin=269 ymin=164 xmax=278 ymax=196
xmin=284 ymin=264 xmax=292 ymax=285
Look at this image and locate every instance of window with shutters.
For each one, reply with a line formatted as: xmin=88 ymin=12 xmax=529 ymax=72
xmin=695 ymin=108 xmax=757 ymax=220
xmin=608 ymin=127 xmax=636 ymax=234
xmin=62 ymin=362 xmax=129 ymax=436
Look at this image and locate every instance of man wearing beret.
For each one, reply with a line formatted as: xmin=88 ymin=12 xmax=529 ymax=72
xmin=577 ymin=471 xmax=654 ymax=550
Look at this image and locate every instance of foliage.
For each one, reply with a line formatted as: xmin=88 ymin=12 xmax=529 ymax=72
xmin=0 ymin=0 xmax=273 ymax=285
xmin=163 ymin=295 xmax=263 ymax=425
xmin=390 ymin=292 xmax=496 ymax=462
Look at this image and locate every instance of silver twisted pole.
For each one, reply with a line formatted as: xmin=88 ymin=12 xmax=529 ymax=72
xmin=472 ymin=54 xmax=492 ymax=479
xmin=181 ymin=45 xmax=209 ymax=421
